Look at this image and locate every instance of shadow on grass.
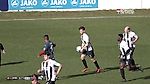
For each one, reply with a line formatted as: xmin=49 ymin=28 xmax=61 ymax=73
xmin=143 ymin=66 xmax=150 ymax=71
xmin=127 ymin=75 xmax=150 ymax=82
xmin=59 ymin=66 xmax=150 ymax=80
xmin=59 ymin=71 xmax=97 ymax=80
xmin=1 ymin=61 xmax=27 ymax=66
xmin=59 ymin=66 xmax=120 ymax=80
xmin=104 ymin=66 xmax=120 ymax=72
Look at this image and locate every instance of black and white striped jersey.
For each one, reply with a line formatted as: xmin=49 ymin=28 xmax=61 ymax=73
xmin=123 ymin=31 xmax=138 ymax=48
xmin=80 ymin=33 xmax=93 ymax=51
xmin=41 ymin=59 xmax=61 ymax=81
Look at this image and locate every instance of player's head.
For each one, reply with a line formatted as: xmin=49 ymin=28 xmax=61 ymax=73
xmin=124 ymin=26 xmax=131 ymax=33
xmin=118 ymin=34 xmax=123 ymax=43
xmin=32 ymin=74 xmax=38 ymax=81
xmin=44 ymin=34 xmax=49 ymax=41
xmin=43 ymin=55 xmax=49 ymax=60
xmin=79 ymin=26 xmax=86 ymax=35
xmin=31 ymin=74 xmax=39 ymax=84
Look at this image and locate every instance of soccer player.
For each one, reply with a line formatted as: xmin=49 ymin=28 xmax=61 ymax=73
xmin=38 ymin=54 xmax=62 ymax=84
xmin=0 ymin=43 xmax=5 ymax=66
xmin=78 ymin=26 xmax=102 ymax=73
xmin=38 ymin=35 xmax=56 ymax=60
xmin=118 ymin=34 xmax=130 ymax=82
xmin=31 ymin=74 xmax=40 ymax=84
xmin=123 ymin=26 xmax=140 ymax=71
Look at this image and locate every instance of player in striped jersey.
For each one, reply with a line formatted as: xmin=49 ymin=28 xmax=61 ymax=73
xmin=123 ymin=26 xmax=140 ymax=71
xmin=118 ymin=34 xmax=131 ymax=81
xmin=78 ymin=26 xmax=102 ymax=73
xmin=38 ymin=54 xmax=62 ymax=84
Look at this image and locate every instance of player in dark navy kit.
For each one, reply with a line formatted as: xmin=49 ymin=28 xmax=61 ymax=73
xmin=0 ymin=43 xmax=5 ymax=66
xmin=38 ymin=35 xmax=56 ymax=60
xmin=78 ymin=26 xmax=103 ymax=73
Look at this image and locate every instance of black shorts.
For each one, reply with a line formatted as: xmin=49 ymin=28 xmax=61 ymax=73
xmin=46 ymin=81 xmax=55 ymax=84
xmin=120 ymin=59 xmax=126 ymax=65
xmin=81 ymin=49 xmax=95 ymax=58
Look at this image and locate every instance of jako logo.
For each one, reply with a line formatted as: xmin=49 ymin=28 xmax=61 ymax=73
xmin=20 ymin=0 xmax=38 ymax=6
xmin=80 ymin=0 xmax=96 ymax=5
xmin=50 ymin=0 xmax=67 ymax=5
xmin=71 ymin=0 xmax=78 ymax=6
xmin=41 ymin=0 xmax=49 ymax=7
xmin=11 ymin=0 xmax=19 ymax=8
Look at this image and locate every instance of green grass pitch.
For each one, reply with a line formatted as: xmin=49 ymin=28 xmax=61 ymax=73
xmin=0 ymin=10 xmax=150 ymax=84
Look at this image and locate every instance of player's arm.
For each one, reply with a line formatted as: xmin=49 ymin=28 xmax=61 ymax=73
xmin=53 ymin=61 xmax=62 ymax=76
xmin=37 ymin=62 xmax=44 ymax=73
xmin=132 ymin=33 xmax=139 ymax=44
xmin=56 ymin=64 xmax=62 ymax=76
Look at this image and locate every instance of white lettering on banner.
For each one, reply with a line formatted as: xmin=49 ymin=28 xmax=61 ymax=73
xmin=80 ymin=0 xmax=96 ymax=5
xmin=50 ymin=0 xmax=67 ymax=5
xmin=20 ymin=0 xmax=37 ymax=6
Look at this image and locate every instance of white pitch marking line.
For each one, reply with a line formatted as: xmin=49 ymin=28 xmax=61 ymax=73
xmin=0 ymin=16 xmax=150 ymax=22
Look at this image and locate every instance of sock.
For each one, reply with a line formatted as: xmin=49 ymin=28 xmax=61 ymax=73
xmin=131 ymin=59 xmax=136 ymax=66
xmin=120 ymin=69 xmax=126 ymax=79
xmin=128 ymin=59 xmax=133 ymax=71
xmin=94 ymin=61 xmax=100 ymax=69
xmin=82 ymin=59 xmax=88 ymax=68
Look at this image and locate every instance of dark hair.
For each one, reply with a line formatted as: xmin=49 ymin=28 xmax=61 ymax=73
xmin=32 ymin=74 xmax=38 ymax=81
xmin=79 ymin=26 xmax=85 ymax=30
xmin=128 ymin=27 xmax=131 ymax=30
xmin=44 ymin=34 xmax=49 ymax=40
xmin=118 ymin=34 xmax=123 ymax=38
xmin=117 ymin=34 xmax=123 ymax=42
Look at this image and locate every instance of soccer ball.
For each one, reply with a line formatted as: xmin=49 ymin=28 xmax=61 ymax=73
xmin=76 ymin=46 xmax=81 ymax=52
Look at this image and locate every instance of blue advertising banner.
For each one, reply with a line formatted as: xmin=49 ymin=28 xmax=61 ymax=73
xmin=0 ymin=0 xmax=8 ymax=11
xmin=8 ymin=0 xmax=98 ymax=10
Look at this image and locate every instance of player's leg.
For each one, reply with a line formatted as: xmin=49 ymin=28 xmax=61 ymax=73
xmin=90 ymin=58 xmax=102 ymax=73
xmin=130 ymin=48 xmax=137 ymax=68
xmin=80 ymin=54 xmax=88 ymax=72
xmin=126 ymin=50 xmax=135 ymax=71
xmin=119 ymin=59 xmax=126 ymax=81
xmin=130 ymin=48 xmax=143 ymax=72
xmin=127 ymin=56 xmax=137 ymax=71
xmin=88 ymin=51 xmax=102 ymax=73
